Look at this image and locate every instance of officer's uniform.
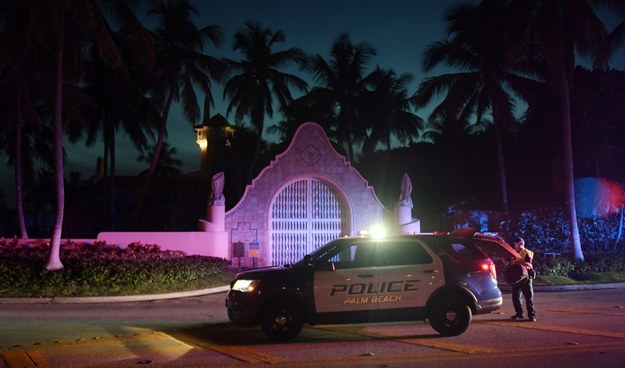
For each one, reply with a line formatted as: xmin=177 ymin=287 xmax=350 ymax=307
xmin=511 ymin=248 xmax=535 ymax=320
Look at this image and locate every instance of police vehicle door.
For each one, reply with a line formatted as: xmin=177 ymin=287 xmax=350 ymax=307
xmin=375 ymin=239 xmax=444 ymax=310
xmin=313 ymin=241 xmax=379 ymax=313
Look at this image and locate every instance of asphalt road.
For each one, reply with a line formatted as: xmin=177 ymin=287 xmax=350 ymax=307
xmin=1 ymin=286 xmax=625 ymax=368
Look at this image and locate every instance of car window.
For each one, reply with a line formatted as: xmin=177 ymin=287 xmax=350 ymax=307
xmin=375 ymin=240 xmax=433 ymax=267
xmin=438 ymin=240 xmax=484 ymax=262
xmin=317 ymin=241 xmax=375 ymax=269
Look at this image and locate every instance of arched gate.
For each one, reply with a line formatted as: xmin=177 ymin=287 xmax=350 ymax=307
xmin=269 ymin=178 xmax=350 ymax=265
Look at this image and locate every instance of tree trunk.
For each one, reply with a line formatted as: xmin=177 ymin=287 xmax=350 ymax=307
xmin=346 ymin=125 xmax=355 ymax=163
xmin=246 ymin=115 xmax=265 ymax=185
xmin=127 ymin=91 xmax=174 ymax=228
xmin=614 ymin=201 xmax=624 ymax=251
xmin=246 ymin=106 xmax=266 ymax=185
xmin=557 ymin=73 xmax=584 ymax=262
xmin=45 ymin=41 xmax=65 ymax=271
xmin=110 ymin=125 xmax=118 ymax=230
xmin=15 ymin=96 xmax=29 ymax=239
xmin=246 ymin=132 xmax=262 ymax=185
xmin=495 ymin=130 xmax=509 ymax=213
xmin=492 ymin=105 xmax=509 ymax=213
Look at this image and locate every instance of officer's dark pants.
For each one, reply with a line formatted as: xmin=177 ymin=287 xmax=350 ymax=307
xmin=512 ymin=278 xmax=535 ymax=318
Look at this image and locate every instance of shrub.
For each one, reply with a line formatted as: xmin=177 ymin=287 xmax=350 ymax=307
xmin=449 ymin=206 xmax=625 ymax=257
xmin=0 ymin=240 xmax=229 ymax=297
xmin=498 ymin=207 xmax=624 ymax=255
xmin=533 ymin=252 xmax=625 ymax=279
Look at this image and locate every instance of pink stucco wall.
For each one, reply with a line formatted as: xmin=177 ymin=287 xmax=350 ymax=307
xmin=96 ymin=231 xmax=228 ymax=258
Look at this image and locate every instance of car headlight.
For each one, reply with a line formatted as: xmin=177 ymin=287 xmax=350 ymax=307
xmin=231 ymin=279 xmax=260 ymax=292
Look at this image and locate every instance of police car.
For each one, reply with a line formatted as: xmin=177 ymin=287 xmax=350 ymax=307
xmin=226 ymin=229 xmax=513 ymax=341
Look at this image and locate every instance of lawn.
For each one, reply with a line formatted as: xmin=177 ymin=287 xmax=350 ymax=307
xmin=0 ymin=240 xmax=234 ymax=298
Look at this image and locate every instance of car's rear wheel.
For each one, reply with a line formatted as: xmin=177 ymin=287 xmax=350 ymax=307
xmin=260 ymin=301 xmax=303 ymax=341
xmin=428 ymin=300 xmax=472 ymax=336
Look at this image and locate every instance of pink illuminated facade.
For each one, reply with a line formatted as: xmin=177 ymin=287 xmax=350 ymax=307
xmin=97 ymin=122 xmax=419 ymax=265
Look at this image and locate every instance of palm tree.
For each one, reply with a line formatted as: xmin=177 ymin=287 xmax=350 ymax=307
xmin=130 ymin=0 xmax=225 ymax=226
xmin=63 ymin=171 xmax=90 ymax=236
xmin=0 ymin=0 xmax=48 ymax=239
xmin=82 ymin=30 xmax=156 ymax=229
xmin=137 ymin=141 xmax=183 ymax=179
xmin=223 ymin=21 xmax=308 ymax=184
xmin=507 ymin=0 xmax=612 ymax=261
xmin=24 ymin=168 xmax=56 ymax=237
xmin=23 ymin=0 xmax=150 ymax=270
xmin=268 ymin=92 xmax=338 ymax=144
xmin=360 ymin=67 xmax=423 ymax=155
xmin=413 ymin=0 xmax=543 ymax=213
xmin=0 ymin=186 xmax=5 ymax=211
xmin=303 ymin=33 xmax=376 ymax=162
xmin=604 ymin=2 xmax=625 ymax=59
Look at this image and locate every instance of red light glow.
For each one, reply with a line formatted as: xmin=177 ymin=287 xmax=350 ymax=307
xmin=481 ymin=262 xmax=497 ymax=279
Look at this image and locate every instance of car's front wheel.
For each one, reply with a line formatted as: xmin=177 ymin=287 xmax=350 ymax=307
xmin=428 ymin=300 xmax=472 ymax=336
xmin=260 ymin=301 xmax=304 ymax=341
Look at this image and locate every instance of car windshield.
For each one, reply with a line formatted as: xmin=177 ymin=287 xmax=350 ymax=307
xmin=295 ymin=239 xmax=345 ymax=266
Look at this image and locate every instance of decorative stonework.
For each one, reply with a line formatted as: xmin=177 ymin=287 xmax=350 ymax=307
xmin=225 ymin=122 xmax=385 ymax=267
xmin=300 ymin=144 xmax=321 ymax=166
xmin=231 ymin=222 xmax=258 ymax=244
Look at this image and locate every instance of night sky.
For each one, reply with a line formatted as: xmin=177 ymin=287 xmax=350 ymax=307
xmin=68 ymin=0 xmax=459 ymax=177
xmin=1 ymin=0 xmax=624 ymax=207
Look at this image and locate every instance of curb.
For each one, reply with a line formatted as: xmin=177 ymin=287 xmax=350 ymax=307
xmin=500 ymin=282 xmax=625 ymax=293
xmin=2 ymin=283 xmax=624 ymax=305
xmin=0 ymin=285 xmax=230 ymax=304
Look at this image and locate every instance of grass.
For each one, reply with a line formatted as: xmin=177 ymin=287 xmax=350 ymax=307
xmin=536 ymin=272 xmax=625 ymax=285
xmin=498 ymin=273 xmax=625 ymax=287
xmin=0 ymin=240 xmax=235 ymax=298
xmin=0 ymin=270 xmax=237 ymax=298
xmin=535 ymin=275 xmax=579 ymax=286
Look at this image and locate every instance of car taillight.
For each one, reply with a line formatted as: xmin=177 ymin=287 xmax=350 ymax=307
xmin=481 ymin=261 xmax=497 ymax=279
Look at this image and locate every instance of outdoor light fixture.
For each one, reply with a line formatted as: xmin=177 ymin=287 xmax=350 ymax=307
xmin=194 ymin=125 xmax=208 ymax=150
xmin=196 ymin=138 xmax=208 ymax=150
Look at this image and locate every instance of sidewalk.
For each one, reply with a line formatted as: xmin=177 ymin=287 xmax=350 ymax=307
xmin=2 ymin=283 xmax=625 ymax=304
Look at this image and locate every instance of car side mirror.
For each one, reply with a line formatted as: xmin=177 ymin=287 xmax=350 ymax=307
xmin=303 ymin=254 xmax=315 ymax=267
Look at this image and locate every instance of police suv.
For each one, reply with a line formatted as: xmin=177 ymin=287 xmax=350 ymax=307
xmin=226 ymin=230 xmax=514 ymax=341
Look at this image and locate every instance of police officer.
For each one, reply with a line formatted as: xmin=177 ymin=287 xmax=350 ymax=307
xmin=510 ymin=237 xmax=536 ymax=322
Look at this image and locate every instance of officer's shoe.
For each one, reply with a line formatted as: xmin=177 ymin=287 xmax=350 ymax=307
xmin=529 ymin=317 xmax=536 ymax=322
xmin=511 ymin=314 xmax=524 ymax=320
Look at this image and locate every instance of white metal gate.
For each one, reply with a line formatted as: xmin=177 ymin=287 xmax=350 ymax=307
xmin=269 ymin=178 xmax=348 ymax=265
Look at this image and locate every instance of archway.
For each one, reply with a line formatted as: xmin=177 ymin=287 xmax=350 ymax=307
xmin=269 ymin=177 xmax=351 ymax=265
